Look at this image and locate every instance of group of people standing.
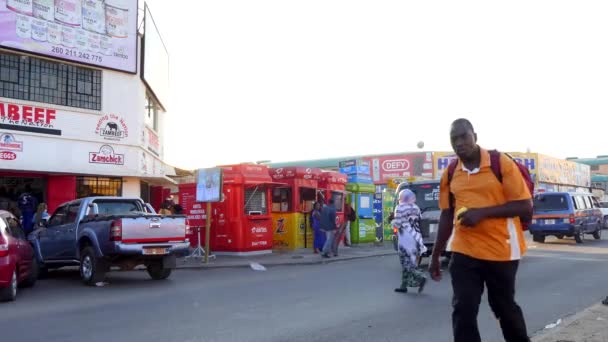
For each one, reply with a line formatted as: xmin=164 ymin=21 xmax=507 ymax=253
xmin=0 ymin=185 xmax=50 ymax=235
xmin=310 ymin=197 xmax=356 ymax=257
xmin=159 ymin=197 xmax=183 ymax=215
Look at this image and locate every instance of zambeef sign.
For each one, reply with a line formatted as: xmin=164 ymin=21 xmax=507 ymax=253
xmin=0 ymin=101 xmax=60 ymax=135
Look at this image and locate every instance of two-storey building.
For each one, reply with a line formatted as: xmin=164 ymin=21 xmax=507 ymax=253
xmin=0 ymin=1 xmax=174 ymax=213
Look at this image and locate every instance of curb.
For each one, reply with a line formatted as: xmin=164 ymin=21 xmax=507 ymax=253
xmin=176 ymin=250 xmax=396 ymax=270
xmin=530 ymin=302 xmax=607 ymax=341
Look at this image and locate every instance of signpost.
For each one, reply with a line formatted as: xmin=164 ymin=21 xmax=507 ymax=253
xmin=188 ymin=167 xmax=223 ymax=264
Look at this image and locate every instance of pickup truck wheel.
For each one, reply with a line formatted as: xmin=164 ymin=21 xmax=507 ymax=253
xmin=20 ymin=256 xmax=39 ymax=288
xmin=147 ymin=262 xmax=172 ymax=280
xmin=532 ymin=234 xmax=545 ymax=243
xmin=574 ymin=230 xmax=584 ymax=244
xmin=0 ymin=270 xmax=17 ymax=302
xmin=80 ymin=247 xmax=106 ymax=286
xmin=593 ymin=228 xmax=602 ymax=240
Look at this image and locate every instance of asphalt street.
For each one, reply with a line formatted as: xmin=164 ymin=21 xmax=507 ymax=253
xmin=2 ymin=234 xmax=608 ymax=342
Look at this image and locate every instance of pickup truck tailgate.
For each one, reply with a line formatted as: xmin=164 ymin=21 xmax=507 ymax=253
xmin=120 ymin=216 xmax=187 ymax=243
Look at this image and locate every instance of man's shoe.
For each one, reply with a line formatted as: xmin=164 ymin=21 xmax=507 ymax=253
xmin=321 ymin=254 xmax=330 ymax=258
xmin=394 ymin=287 xmax=408 ymax=293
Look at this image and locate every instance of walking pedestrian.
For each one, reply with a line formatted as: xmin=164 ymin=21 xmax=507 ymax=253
xmin=429 ymin=118 xmax=532 ymax=342
xmin=393 ymin=188 xmax=427 ymax=294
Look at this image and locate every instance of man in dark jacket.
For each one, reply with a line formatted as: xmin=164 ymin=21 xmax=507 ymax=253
xmin=321 ymin=199 xmax=338 ymax=258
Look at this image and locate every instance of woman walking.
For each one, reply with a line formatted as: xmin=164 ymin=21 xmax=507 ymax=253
xmin=392 ymin=189 xmax=427 ymax=293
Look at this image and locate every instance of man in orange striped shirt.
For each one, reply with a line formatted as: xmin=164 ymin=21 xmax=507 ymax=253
xmin=429 ymin=119 xmax=532 ymax=342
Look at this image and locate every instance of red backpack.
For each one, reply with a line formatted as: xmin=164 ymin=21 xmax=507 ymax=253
xmin=447 ymin=150 xmax=534 ymax=230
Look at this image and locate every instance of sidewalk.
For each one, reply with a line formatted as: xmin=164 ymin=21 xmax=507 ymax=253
xmin=532 ymin=300 xmax=608 ymax=342
xmin=176 ymin=242 xmax=396 ymax=269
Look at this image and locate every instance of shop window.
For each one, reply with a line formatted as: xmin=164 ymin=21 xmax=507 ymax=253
xmin=140 ymin=181 xmax=151 ymax=203
xmin=245 ymin=187 xmax=267 ymax=215
xmin=0 ymin=51 xmax=101 ymax=110
xmin=299 ymin=187 xmax=316 ymax=212
xmin=145 ymin=92 xmax=160 ymax=131
xmin=30 ymin=58 xmax=65 ymax=105
xmin=331 ymin=191 xmax=344 ymax=212
xmin=76 ymin=177 xmax=122 ymax=198
xmin=0 ymin=53 xmax=29 ymax=101
xmin=272 ymin=187 xmax=292 ymax=212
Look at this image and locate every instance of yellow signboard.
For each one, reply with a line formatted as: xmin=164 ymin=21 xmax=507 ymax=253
xmin=537 ymin=154 xmax=590 ymax=187
xmin=433 ymin=151 xmax=457 ymax=179
xmin=271 ymin=212 xmax=313 ymax=251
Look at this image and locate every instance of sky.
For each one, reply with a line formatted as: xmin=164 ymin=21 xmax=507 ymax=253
xmin=144 ymin=0 xmax=608 ymax=169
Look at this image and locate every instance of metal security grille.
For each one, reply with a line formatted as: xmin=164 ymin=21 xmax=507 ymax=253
xmin=76 ymin=177 xmax=122 ymax=198
xmin=244 ymin=187 xmax=267 ymax=215
xmin=0 ymin=51 xmax=102 ymax=110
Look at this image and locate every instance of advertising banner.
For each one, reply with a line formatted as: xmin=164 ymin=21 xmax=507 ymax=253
xmin=507 ymin=152 xmax=538 ymax=184
xmin=0 ymin=0 xmax=138 ymax=73
xmin=365 ymin=152 xmax=433 ymax=183
xmin=538 ymin=154 xmax=590 ymax=187
xmin=433 ymin=151 xmax=457 ymax=179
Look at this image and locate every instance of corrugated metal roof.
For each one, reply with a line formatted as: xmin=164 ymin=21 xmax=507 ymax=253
xmin=592 ymin=174 xmax=608 ymax=182
xmin=569 ymin=158 xmax=608 ymax=166
xmin=263 ymin=151 xmax=428 ymax=169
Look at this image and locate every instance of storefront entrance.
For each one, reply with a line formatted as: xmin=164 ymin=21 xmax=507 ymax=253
xmin=0 ymin=175 xmax=46 ymax=214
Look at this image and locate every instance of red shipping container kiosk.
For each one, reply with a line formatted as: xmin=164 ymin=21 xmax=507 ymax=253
xmin=269 ymin=167 xmax=323 ymax=251
xmin=179 ymin=164 xmax=282 ymax=255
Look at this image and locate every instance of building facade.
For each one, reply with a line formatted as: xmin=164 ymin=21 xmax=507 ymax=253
xmin=0 ymin=1 xmax=174 ymax=213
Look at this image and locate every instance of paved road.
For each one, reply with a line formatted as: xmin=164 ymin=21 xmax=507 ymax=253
xmin=2 ymin=234 xmax=608 ymax=342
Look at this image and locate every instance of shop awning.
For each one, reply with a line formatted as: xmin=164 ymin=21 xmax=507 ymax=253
xmin=139 ymin=175 xmax=178 ymax=187
xmin=243 ymin=181 xmax=288 ymax=187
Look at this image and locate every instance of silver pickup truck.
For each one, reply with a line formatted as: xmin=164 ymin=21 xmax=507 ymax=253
xmin=30 ymin=197 xmax=191 ymax=285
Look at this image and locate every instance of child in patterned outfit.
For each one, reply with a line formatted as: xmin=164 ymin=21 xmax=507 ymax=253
xmin=392 ymin=189 xmax=428 ymax=293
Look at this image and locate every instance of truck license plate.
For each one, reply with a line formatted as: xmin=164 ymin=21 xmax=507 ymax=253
xmin=143 ymin=247 xmax=168 ymax=255
xmin=544 ymin=219 xmax=555 ymax=225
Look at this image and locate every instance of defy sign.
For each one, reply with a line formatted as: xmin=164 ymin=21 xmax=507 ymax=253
xmin=366 ymin=153 xmax=433 ymax=183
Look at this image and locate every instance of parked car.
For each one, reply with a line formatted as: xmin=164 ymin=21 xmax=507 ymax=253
xmin=390 ymin=179 xmax=451 ymax=264
xmin=30 ymin=197 xmax=191 ymax=286
xmin=596 ymin=200 xmax=608 ymax=229
xmin=529 ymin=192 xmax=602 ymax=243
xmin=0 ymin=210 xmax=38 ymax=302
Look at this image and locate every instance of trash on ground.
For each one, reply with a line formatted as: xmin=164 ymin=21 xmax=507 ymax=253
xmin=250 ymin=262 xmax=266 ymax=271
xmin=95 ymin=282 xmax=109 ymax=287
xmin=544 ymin=318 xmax=562 ymax=329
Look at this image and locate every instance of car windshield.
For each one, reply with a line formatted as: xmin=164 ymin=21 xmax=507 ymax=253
xmin=534 ymin=194 xmax=569 ymax=211
xmin=399 ymin=182 xmax=440 ymax=211
xmin=93 ymin=200 xmax=143 ymax=215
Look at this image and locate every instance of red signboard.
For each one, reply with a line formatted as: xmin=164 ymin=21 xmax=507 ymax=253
xmin=0 ymin=151 xmax=16 ymax=160
xmin=363 ymin=153 xmax=434 ymax=183
xmin=178 ymin=184 xmax=206 ymax=227
xmin=320 ymin=171 xmax=348 ymax=185
xmin=270 ymin=167 xmax=323 ymax=181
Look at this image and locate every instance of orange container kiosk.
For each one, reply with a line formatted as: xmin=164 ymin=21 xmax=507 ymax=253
xmin=269 ymin=167 xmax=323 ymax=250
xmin=319 ymin=171 xmax=348 ymax=228
xmin=179 ymin=164 xmax=281 ymax=255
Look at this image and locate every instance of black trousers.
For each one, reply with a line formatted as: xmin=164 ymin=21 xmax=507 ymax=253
xmin=449 ymin=253 xmax=530 ymax=342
